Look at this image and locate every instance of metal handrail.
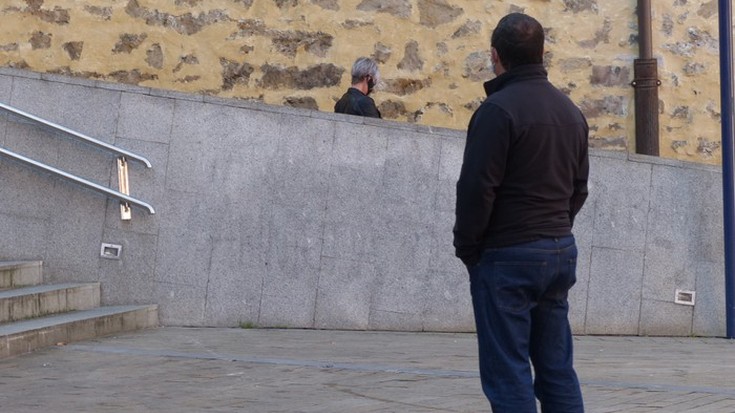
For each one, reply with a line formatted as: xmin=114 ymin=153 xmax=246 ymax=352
xmin=0 ymin=146 xmax=155 ymax=214
xmin=0 ymin=101 xmax=154 ymax=217
xmin=0 ymin=101 xmax=151 ymax=168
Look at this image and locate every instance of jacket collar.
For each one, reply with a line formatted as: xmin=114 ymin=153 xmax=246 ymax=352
xmin=483 ymin=64 xmax=548 ymax=96
xmin=348 ymin=87 xmax=368 ymax=96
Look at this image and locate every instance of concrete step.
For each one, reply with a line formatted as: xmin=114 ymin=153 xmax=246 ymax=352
xmin=0 ymin=305 xmax=158 ymax=358
xmin=0 ymin=282 xmax=101 ymax=323
xmin=0 ymin=261 xmax=43 ymax=289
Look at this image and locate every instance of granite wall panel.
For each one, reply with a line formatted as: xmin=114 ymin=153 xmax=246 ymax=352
xmin=0 ymin=68 xmax=727 ymax=335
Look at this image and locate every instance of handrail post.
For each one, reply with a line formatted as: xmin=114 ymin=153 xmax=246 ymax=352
xmin=117 ymin=156 xmax=132 ymax=220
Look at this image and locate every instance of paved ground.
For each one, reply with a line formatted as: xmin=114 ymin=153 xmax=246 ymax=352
xmin=1 ymin=327 xmax=735 ymax=412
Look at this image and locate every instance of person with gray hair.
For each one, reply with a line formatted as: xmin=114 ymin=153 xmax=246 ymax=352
xmin=334 ymin=57 xmax=381 ymax=118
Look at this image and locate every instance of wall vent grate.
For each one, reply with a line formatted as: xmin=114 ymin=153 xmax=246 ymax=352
xmin=674 ymin=289 xmax=695 ymax=306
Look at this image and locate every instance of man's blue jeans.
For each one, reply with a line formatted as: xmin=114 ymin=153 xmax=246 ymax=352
xmin=468 ymin=236 xmax=584 ymax=413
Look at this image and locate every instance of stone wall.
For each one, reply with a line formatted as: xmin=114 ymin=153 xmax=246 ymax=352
xmin=0 ymin=0 xmax=726 ymax=164
xmin=0 ymin=68 xmax=726 ymax=336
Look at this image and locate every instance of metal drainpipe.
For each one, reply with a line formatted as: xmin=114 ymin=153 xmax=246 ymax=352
xmin=718 ymin=0 xmax=735 ymax=339
xmin=632 ymin=0 xmax=660 ymax=155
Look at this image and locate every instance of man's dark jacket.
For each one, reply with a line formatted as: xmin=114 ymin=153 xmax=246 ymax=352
xmin=453 ymin=64 xmax=589 ymax=267
xmin=334 ymin=88 xmax=381 ymax=118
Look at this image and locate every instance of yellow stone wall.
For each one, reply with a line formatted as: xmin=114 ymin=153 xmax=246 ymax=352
xmin=0 ymin=0 xmax=724 ymax=164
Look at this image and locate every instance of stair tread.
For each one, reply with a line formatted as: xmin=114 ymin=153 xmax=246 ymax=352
xmin=0 ymin=305 xmax=156 ymax=336
xmin=0 ymin=282 xmax=99 ymax=299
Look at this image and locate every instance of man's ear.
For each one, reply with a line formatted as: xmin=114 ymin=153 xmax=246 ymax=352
xmin=490 ymin=47 xmax=505 ymax=75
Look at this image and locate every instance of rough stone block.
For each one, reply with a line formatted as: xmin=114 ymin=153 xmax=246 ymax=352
xmin=590 ymin=65 xmax=631 ymax=87
xmin=580 ymin=95 xmax=626 ymax=118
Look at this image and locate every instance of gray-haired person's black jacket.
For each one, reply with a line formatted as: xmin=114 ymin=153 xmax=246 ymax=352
xmin=334 ymin=88 xmax=381 ymax=118
xmin=453 ymin=64 xmax=589 ymax=267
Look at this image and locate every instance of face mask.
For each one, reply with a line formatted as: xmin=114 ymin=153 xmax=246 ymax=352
xmin=367 ymin=76 xmax=375 ymax=95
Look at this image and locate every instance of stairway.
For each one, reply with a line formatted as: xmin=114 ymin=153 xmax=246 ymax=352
xmin=0 ymin=261 xmax=158 ymax=358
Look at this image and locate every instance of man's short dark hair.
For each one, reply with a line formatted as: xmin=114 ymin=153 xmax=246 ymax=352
xmin=490 ymin=13 xmax=544 ymax=70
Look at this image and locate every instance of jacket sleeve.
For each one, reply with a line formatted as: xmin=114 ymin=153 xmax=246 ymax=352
xmin=569 ymin=119 xmax=589 ymax=227
xmin=453 ymin=103 xmax=512 ymax=267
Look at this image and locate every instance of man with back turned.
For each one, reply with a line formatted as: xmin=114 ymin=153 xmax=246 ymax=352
xmin=453 ymin=13 xmax=589 ymax=413
xmin=334 ymin=57 xmax=381 ymax=118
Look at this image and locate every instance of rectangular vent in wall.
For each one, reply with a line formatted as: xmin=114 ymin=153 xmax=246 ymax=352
xmin=674 ymin=289 xmax=696 ymax=306
xmin=100 ymin=243 xmax=122 ymax=260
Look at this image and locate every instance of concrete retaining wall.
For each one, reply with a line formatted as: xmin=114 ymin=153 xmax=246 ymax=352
xmin=0 ymin=68 xmax=725 ymax=336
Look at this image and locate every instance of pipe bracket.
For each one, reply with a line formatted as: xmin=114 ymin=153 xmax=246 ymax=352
xmin=632 ymin=58 xmax=661 ymax=89
xmin=631 ymin=79 xmax=662 ymax=88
